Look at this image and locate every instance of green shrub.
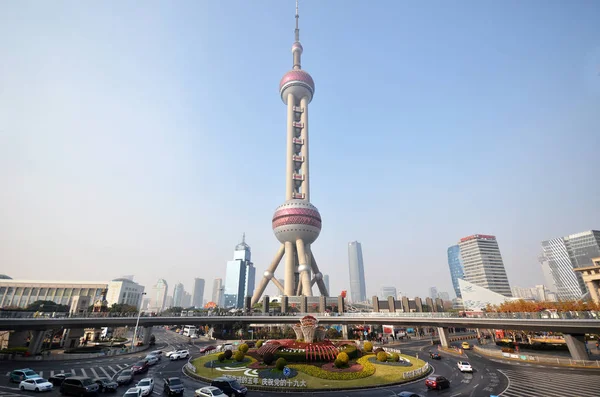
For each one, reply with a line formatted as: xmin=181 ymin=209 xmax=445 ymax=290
xmin=291 ymin=355 xmax=376 ymax=380
xmin=377 ymin=351 xmax=388 ymax=362
xmin=0 ymin=347 xmax=28 ymax=354
xmin=339 ymin=344 xmax=358 ymax=359
xmin=374 ymin=347 xmax=385 ymax=354
xmin=238 ymin=343 xmax=249 ymax=354
xmin=391 ymin=353 xmax=399 ymax=362
xmin=363 ymin=341 xmax=373 ymax=352
xmin=224 ymin=349 xmax=233 ymax=360
xmin=256 ymin=340 xmax=264 ymax=348
xmin=334 ymin=358 xmax=344 ymax=368
xmin=217 ymin=353 xmax=225 ymax=362
xmin=234 ymin=351 xmax=245 ymax=362
xmin=275 ymin=357 xmax=287 ymax=371
xmin=263 ymin=351 xmax=275 ymax=365
xmin=337 ymin=352 xmax=349 ymax=365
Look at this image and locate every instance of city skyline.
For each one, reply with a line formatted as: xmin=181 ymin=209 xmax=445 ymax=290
xmin=1 ymin=1 xmax=599 ymax=299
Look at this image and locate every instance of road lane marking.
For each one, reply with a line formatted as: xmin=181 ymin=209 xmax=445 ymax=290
xmin=108 ymin=366 xmax=117 ymax=374
xmin=50 ymin=371 xmax=54 ymax=377
xmin=100 ymin=368 xmax=111 ymax=378
xmin=90 ymin=368 xmax=99 ymax=378
xmin=116 ymin=365 xmax=124 ymax=370
xmin=60 ymin=370 xmax=64 ymax=374
xmin=71 ymin=369 xmax=76 ymax=376
xmin=38 ymin=371 xmax=43 ymax=378
xmin=80 ymin=369 xmax=87 ymax=377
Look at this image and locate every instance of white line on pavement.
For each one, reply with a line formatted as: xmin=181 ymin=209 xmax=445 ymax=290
xmin=90 ymin=368 xmax=99 ymax=378
xmin=108 ymin=366 xmax=117 ymax=374
xmin=100 ymin=368 xmax=111 ymax=378
xmin=80 ymin=369 xmax=87 ymax=377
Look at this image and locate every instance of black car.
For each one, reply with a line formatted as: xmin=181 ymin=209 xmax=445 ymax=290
xmin=429 ymin=352 xmax=441 ymax=359
xmin=397 ymin=393 xmax=425 ymax=397
xmin=94 ymin=377 xmax=118 ymax=392
xmin=48 ymin=373 xmax=74 ymax=386
xmin=163 ymin=377 xmax=184 ymax=396
xmin=115 ymin=370 xmax=134 ymax=385
xmin=59 ymin=377 xmax=100 ymax=396
xmin=211 ymin=377 xmax=247 ymax=397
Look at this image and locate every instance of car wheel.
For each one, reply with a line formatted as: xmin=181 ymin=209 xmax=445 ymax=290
xmin=20 ymin=386 xmax=25 ymax=391
xmin=35 ymin=388 xmax=40 ymax=392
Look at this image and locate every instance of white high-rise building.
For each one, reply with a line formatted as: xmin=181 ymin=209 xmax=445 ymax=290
xmin=212 ymin=278 xmax=224 ymax=307
xmin=192 ymin=278 xmax=205 ymax=308
xmin=541 ymin=230 xmax=600 ymax=301
xmin=149 ymin=279 xmax=168 ymax=313
xmin=458 ymin=234 xmax=512 ymax=297
xmin=173 ymin=283 xmax=184 ymax=307
xmin=224 ymin=235 xmax=256 ymax=308
xmin=106 ymin=277 xmax=145 ymax=309
xmin=348 ymin=241 xmax=367 ymax=303
xmin=428 ymin=286 xmax=438 ymax=300
xmin=379 ymin=286 xmax=397 ymax=300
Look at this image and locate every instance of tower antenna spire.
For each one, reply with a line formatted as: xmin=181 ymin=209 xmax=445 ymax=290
xmin=295 ymin=0 xmax=300 ymax=42
xmin=242 ymin=232 xmax=245 ymax=244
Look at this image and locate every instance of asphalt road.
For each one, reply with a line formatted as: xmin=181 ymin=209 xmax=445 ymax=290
xmin=1 ymin=330 xmax=599 ymax=397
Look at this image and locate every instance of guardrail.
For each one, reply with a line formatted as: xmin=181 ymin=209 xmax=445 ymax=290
xmin=472 ymin=345 xmax=600 ymax=368
xmin=403 ymin=362 xmax=430 ymax=380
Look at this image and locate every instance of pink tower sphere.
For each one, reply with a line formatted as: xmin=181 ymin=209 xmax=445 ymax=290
xmin=272 ymin=199 xmax=321 ymax=244
xmin=279 ymin=69 xmax=314 ymax=104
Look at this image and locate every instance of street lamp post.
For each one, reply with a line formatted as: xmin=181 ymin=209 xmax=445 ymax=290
xmin=131 ymin=292 xmax=147 ymax=351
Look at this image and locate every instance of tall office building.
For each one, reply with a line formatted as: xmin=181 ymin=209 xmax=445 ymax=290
xmin=447 ymin=245 xmax=465 ymax=298
xmin=212 ymin=278 xmax=224 ymax=307
xmin=224 ymin=235 xmax=256 ymax=308
xmin=173 ymin=283 xmax=184 ymax=307
xmin=192 ymin=278 xmax=205 ymax=308
xmin=348 ymin=241 xmax=367 ymax=303
xmin=458 ymin=234 xmax=512 ymax=297
xmin=106 ymin=278 xmax=145 ymax=309
xmin=438 ymin=291 xmax=450 ymax=301
xmin=379 ymin=286 xmax=397 ymax=300
xmin=182 ymin=292 xmax=191 ymax=308
xmin=323 ymin=275 xmax=330 ymax=296
xmin=540 ymin=230 xmax=600 ymax=300
xmin=428 ymin=286 xmax=438 ymax=300
xmin=149 ymin=279 xmax=168 ymax=313
xmin=164 ymin=295 xmax=173 ymax=309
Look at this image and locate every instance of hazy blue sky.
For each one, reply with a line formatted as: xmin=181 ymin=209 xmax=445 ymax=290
xmin=1 ymin=0 xmax=599 ymax=302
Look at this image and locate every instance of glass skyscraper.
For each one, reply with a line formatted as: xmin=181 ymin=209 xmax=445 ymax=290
xmin=348 ymin=241 xmax=367 ymax=303
xmin=173 ymin=283 xmax=184 ymax=307
xmin=224 ymin=235 xmax=256 ymax=308
xmin=192 ymin=278 xmax=205 ymax=308
xmin=447 ymin=245 xmax=464 ymax=298
xmin=541 ymin=230 xmax=600 ymax=300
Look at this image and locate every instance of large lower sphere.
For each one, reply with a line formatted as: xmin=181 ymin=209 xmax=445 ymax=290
xmin=272 ymin=199 xmax=321 ymax=244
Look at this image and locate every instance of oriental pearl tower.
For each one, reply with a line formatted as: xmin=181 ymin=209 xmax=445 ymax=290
xmin=251 ymin=1 xmax=328 ymax=305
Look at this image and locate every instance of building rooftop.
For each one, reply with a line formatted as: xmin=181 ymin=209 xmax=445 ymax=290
xmin=0 ymin=279 xmax=108 ymax=285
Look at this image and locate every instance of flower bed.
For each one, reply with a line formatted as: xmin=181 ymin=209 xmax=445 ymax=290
xmin=290 ymin=355 xmax=376 ymax=380
xmin=320 ymin=362 xmax=363 ymax=373
xmin=367 ymin=357 xmax=412 ymax=367
xmin=258 ymin=368 xmax=299 ymax=379
xmin=203 ymin=357 xmax=252 ymax=368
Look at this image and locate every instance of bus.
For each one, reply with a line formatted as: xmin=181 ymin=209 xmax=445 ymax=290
xmin=183 ymin=325 xmax=197 ymax=337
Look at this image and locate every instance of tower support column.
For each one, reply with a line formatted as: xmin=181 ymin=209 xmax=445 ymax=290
xmin=296 ymin=240 xmax=312 ymax=296
xmin=284 ymin=241 xmax=296 ymax=296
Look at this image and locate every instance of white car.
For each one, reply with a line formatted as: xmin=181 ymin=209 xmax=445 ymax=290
xmin=190 ymin=334 xmax=199 ymax=339
xmin=170 ymin=350 xmax=190 ymax=360
xmin=165 ymin=350 xmax=178 ymax=358
xmin=217 ymin=343 xmax=233 ymax=351
xmin=124 ymin=387 xmax=142 ymax=397
xmin=19 ymin=378 xmax=53 ymax=392
xmin=145 ymin=355 xmax=159 ymax=365
xmin=135 ymin=378 xmax=154 ymax=396
xmin=195 ymin=386 xmax=224 ymax=397
xmin=457 ymin=361 xmax=473 ymax=372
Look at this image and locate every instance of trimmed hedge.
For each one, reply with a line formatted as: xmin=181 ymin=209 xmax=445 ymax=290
xmin=337 ymin=352 xmax=349 ymax=365
xmin=290 ymin=355 xmax=376 ymax=380
xmin=0 ymin=347 xmax=28 ymax=354
xmin=256 ymin=340 xmax=264 ymax=348
xmin=234 ymin=351 xmax=245 ymax=362
xmin=276 ymin=357 xmax=287 ymax=371
xmin=391 ymin=353 xmax=400 ymax=362
xmin=224 ymin=350 xmax=233 ymax=360
xmin=263 ymin=352 xmax=275 ymax=365
xmin=377 ymin=351 xmax=388 ymax=362
xmin=239 ymin=343 xmax=249 ymax=354
xmin=340 ymin=344 xmax=358 ymax=359
xmin=218 ymin=353 xmax=225 ymax=362
xmin=363 ymin=341 xmax=373 ymax=352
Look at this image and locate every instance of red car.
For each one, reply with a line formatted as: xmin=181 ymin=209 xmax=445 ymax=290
xmin=199 ymin=345 xmax=216 ymax=354
xmin=132 ymin=361 xmax=149 ymax=374
xmin=425 ymin=375 xmax=450 ymax=390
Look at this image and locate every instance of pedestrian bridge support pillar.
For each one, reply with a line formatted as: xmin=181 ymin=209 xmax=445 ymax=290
xmin=564 ymin=333 xmax=589 ymax=360
xmin=143 ymin=326 xmax=153 ymax=346
xmin=342 ymin=324 xmax=348 ymax=340
xmin=437 ymin=327 xmax=450 ymax=348
xmin=27 ymin=330 xmax=46 ymax=355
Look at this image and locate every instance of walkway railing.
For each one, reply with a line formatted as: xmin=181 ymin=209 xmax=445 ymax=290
xmin=473 ymin=345 xmax=600 ymax=368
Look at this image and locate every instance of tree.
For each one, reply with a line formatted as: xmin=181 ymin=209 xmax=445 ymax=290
xmin=27 ymin=300 xmax=69 ymax=312
xmin=109 ymin=304 xmax=138 ymax=313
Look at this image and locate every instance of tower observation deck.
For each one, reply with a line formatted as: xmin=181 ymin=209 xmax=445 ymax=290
xmin=252 ymin=1 xmax=329 ymax=305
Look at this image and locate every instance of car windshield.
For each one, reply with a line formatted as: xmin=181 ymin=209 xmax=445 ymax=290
xmin=427 ymin=376 xmax=437 ymax=381
xmin=125 ymin=393 xmax=138 ymax=397
xmin=121 ymin=370 xmax=132 ymax=376
xmin=97 ymin=378 xmax=109 ymax=382
xmin=35 ymin=379 xmax=48 ymax=383
xmin=24 ymin=371 xmax=37 ymax=376
xmin=212 ymin=390 xmax=224 ymax=396
xmin=82 ymin=379 xmax=93 ymax=386
xmin=229 ymin=380 xmax=241 ymax=388
xmin=463 ymin=362 xmax=470 ymax=365
xmin=135 ymin=362 xmax=145 ymax=366
xmin=138 ymin=381 xmax=150 ymax=386
xmin=169 ymin=379 xmax=182 ymax=385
